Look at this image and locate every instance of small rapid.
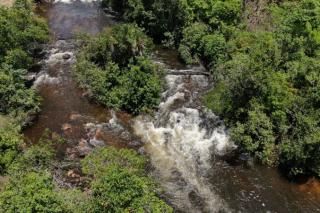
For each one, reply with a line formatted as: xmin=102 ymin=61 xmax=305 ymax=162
xmin=24 ymin=0 xmax=121 ymax=145
xmin=26 ymin=1 xmax=320 ymax=212
xmin=134 ymin=64 xmax=235 ymax=212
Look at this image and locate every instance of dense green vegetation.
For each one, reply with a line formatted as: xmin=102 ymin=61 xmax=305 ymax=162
xmin=204 ymin=0 xmax=320 ymax=178
xmin=82 ymin=148 xmax=172 ymax=212
xmin=0 ymin=131 xmax=95 ymax=212
xmin=0 ymin=143 xmax=172 ymax=212
xmin=0 ymin=172 xmax=65 ymax=212
xmin=74 ymin=24 xmax=163 ymax=114
xmin=0 ymin=3 xmax=171 ymax=212
xmin=101 ymin=0 xmax=241 ymax=47
xmin=0 ymin=0 xmax=48 ymax=174
xmin=0 ymin=122 xmax=22 ymax=174
xmin=0 ymin=0 xmax=48 ymax=123
xmin=103 ymin=0 xmax=320 ymax=178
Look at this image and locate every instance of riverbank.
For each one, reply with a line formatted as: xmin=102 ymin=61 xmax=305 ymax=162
xmin=15 ymin=0 xmax=320 ymax=212
xmin=1 ymin=1 xmax=173 ymax=211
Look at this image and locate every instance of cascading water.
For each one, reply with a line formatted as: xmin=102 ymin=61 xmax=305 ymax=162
xmin=26 ymin=1 xmax=320 ymax=212
xmin=134 ymin=68 xmax=235 ymax=212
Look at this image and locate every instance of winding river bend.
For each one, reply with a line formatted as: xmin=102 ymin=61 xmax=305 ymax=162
xmin=24 ymin=0 xmax=320 ymax=212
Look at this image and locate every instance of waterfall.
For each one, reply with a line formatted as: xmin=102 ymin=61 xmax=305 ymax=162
xmin=134 ymin=71 xmax=235 ymax=212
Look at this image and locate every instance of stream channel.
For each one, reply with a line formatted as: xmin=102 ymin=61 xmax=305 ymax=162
xmin=23 ymin=0 xmax=320 ymax=212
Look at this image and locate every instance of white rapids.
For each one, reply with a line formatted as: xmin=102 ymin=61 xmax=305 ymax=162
xmin=134 ymin=71 xmax=235 ymax=212
xmin=33 ymin=73 xmax=60 ymax=87
xmin=33 ymin=43 xmax=74 ymax=88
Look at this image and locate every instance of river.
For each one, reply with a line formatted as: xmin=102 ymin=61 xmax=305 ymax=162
xmin=24 ymin=0 xmax=320 ymax=212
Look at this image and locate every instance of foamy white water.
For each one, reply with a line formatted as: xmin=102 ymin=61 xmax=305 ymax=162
xmin=54 ymin=0 xmax=97 ymax=4
xmin=46 ymin=51 xmax=73 ymax=65
xmin=134 ymin=71 xmax=235 ymax=212
xmin=33 ymin=73 xmax=60 ymax=87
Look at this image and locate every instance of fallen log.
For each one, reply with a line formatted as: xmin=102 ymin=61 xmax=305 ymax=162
xmin=166 ymin=69 xmax=210 ymax=76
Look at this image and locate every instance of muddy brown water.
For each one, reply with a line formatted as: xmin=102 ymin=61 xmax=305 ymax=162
xmin=23 ymin=0 xmax=320 ymax=212
xmin=24 ymin=0 xmax=131 ymax=148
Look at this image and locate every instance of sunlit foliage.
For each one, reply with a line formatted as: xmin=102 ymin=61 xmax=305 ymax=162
xmin=74 ymin=24 xmax=162 ymax=114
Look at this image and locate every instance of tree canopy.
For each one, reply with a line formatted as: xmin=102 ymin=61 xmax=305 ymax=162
xmin=74 ymin=24 xmax=163 ymax=114
xmin=105 ymin=0 xmax=320 ymax=178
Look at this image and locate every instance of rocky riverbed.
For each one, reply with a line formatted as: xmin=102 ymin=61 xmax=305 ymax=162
xmin=23 ymin=0 xmax=320 ymax=212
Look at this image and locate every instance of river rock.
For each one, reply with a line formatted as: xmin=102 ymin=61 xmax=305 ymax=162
xmin=120 ymin=131 xmax=131 ymax=140
xmin=239 ymin=153 xmax=254 ymax=169
xmin=25 ymin=73 xmax=37 ymax=88
xmin=78 ymin=146 xmax=92 ymax=157
xmin=51 ymin=48 xmax=59 ymax=54
xmin=70 ymin=113 xmax=82 ymax=121
xmin=128 ymin=140 xmax=142 ymax=147
xmin=66 ymin=148 xmax=78 ymax=160
xmin=245 ymin=158 xmax=254 ymax=169
xmin=67 ymin=170 xmax=75 ymax=177
xmin=78 ymin=138 xmax=88 ymax=148
xmin=138 ymin=147 xmax=146 ymax=155
xmin=89 ymin=138 xmax=105 ymax=147
xmin=85 ymin=123 xmax=96 ymax=131
xmin=25 ymin=72 xmax=37 ymax=82
xmin=62 ymin=53 xmax=71 ymax=60
xmin=62 ymin=123 xmax=72 ymax=131
xmin=77 ymin=139 xmax=92 ymax=157
xmin=67 ymin=170 xmax=80 ymax=178
xmin=94 ymin=127 xmax=105 ymax=140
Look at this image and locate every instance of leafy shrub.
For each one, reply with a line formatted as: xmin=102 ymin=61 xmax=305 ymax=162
xmin=81 ymin=147 xmax=147 ymax=177
xmin=103 ymin=0 xmax=241 ymax=46
xmin=178 ymin=22 xmax=209 ymax=64
xmin=0 ymin=1 xmax=48 ymax=124
xmin=102 ymin=0 xmax=193 ymax=44
xmin=82 ymin=147 xmax=172 ymax=212
xmin=74 ymin=24 xmax=162 ymax=114
xmin=89 ymin=165 xmax=172 ymax=213
xmin=200 ymin=33 xmax=227 ymax=67
xmin=0 ymin=125 xmax=22 ymax=174
xmin=202 ymin=1 xmax=320 ymax=178
xmin=80 ymin=24 xmax=152 ymax=68
xmin=231 ymin=102 xmax=277 ymax=165
xmin=0 ymin=4 xmax=48 ymax=63
xmin=8 ymin=130 xmax=57 ymax=174
xmin=0 ymin=64 xmax=41 ymax=120
xmin=0 ymin=172 xmax=64 ymax=213
xmin=58 ymin=189 xmax=90 ymax=213
xmin=4 ymin=48 xmax=33 ymax=70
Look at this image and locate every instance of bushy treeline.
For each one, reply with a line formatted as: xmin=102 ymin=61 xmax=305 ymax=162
xmin=0 ymin=0 xmax=48 ymax=123
xmin=101 ymin=0 xmax=241 ymax=47
xmin=0 ymin=0 xmax=48 ymax=173
xmin=74 ymin=24 xmax=163 ymax=114
xmin=1 ymin=125 xmax=171 ymax=212
xmin=0 ymin=137 xmax=172 ymax=212
xmin=81 ymin=147 xmax=172 ymax=212
xmin=0 ymin=2 xmax=171 ymax=212
xmin=204 ymin=0 xmax=320 ymax=178
xmin=103 ymin=0 xmax=320 ymax=178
